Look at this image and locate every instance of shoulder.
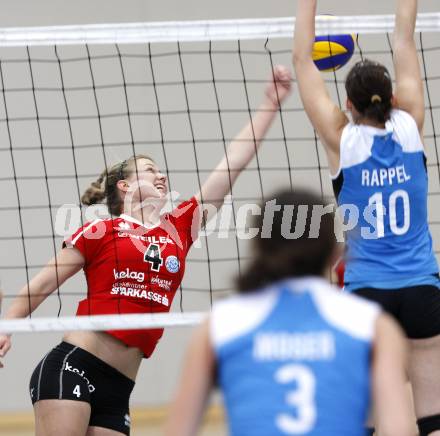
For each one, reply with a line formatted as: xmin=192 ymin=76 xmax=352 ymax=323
xmin=210 ymin=287 xmax=279 ymax=349
xmin=165 ymin=196 xmax=200 ymax=221
xmin=64 ymin=218 xmax=110 ymax=245
xmin=338 ymin=122 xmax=372 ymax=171
xmin=389 ymin=109 xmax=423 ymax=152
xmin=309 ymin=281 xmax=381 ymax=342
xmin=390 ymin=109 xmax=417 ymax=127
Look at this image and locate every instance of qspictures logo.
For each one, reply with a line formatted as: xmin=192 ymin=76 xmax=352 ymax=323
xmin=56 ymin=190 xmax=411 ymax=249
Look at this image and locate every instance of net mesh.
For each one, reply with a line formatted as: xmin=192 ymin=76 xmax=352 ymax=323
xmin=0 ymin=16 xmax=439 ymax=333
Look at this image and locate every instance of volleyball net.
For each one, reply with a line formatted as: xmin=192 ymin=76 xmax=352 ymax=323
xmin=0 ymin=14 xmax=440 ymax=334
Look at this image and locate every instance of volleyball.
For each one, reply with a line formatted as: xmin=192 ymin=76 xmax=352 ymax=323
xmin=313 ymin=33 xmax=355 ymax=72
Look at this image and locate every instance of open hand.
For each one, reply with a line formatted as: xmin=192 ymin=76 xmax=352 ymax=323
xmin=0 ymin=334 xmax=11 ymax=368
xmin=265 ymin=65 xmax=293 ymax=108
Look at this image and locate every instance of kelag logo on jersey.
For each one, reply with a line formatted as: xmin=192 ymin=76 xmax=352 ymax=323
xmin=165 ymin=255 xmax=180 ymax=273
xmin=113 ymin=268 xmax=145 ymax=283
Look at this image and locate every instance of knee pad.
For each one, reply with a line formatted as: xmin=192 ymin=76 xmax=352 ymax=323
xmin=418 ymin=414 xmax=440 ymax=436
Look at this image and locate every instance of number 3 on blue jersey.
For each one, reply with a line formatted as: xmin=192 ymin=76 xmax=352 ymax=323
xmin=275 ymin=363 xmax=317 ymax=434
xmin=144 ymin=243 xmax=163 ymax=271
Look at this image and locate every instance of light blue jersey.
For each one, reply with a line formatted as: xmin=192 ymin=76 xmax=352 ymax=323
xmin=210 ymin=277 xmax=380 ymax=436
xmin=332 ymin=110 xmax=439 ymax=290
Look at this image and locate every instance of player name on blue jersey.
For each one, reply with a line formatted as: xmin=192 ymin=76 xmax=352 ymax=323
xmin=211 ymin=279 xmax=380 ymax=436
xmin=336 ymin=110 xmax=439 ymax=288
xmin=361 ymin=164 xmax=411 ymax=187
xmin=253 ymin=331 xmax=335 ymax=362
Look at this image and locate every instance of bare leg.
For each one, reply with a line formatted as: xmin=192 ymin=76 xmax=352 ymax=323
xmin=34 ymin=399 xmax=90 ymax=436
xmin=409 ymin=335 xmax=440 ymax=436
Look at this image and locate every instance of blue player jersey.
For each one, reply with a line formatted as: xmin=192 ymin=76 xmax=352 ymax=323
xmin=210 ymin=277 xmax=380 ymax=436
xmin=332 ymin=110 xmax=439 ymax=290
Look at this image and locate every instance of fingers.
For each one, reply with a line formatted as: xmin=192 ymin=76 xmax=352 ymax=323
xmin=271 ymin=66 xmax=293 ymax=97
xmin=264 ymin=65 xmax=292 ymax=106
xmin=0 ymin=336 xmax=11 ymax=368
xmin=273 ymin=65 xmax=292 ymax=83
xmin=273 ymin=64 xmax=291 ymax=77
xmin=0 ymin=291 xmax=5 ymax=368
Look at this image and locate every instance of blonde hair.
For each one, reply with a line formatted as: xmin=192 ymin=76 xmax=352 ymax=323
xmin=81 ymin=154 xmax=154 ymax=216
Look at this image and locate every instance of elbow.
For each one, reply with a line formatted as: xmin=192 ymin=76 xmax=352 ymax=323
xmin=292 ymin=50 xmax=311 ymax=68
xmin=392 ymin=32 xmax=415 ymax=48
xmin=292 ymin=51 xmax=303 ymax=66
xmin=292 ymin=53 xmax=299 ymax=67
xmin=392 ymin=37 xmax=408 ymax=48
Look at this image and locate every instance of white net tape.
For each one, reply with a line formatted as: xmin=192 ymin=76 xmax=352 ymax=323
xmin=0 ymin=312 xmax=207 ymax=334
xmin=0 ymin=13 xmax=438 ymax=47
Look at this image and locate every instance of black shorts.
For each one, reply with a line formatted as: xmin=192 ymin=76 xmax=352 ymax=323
xmin=353 ymin=284 xmax=440 ymax=339
xmin=29 ymin=342 xmax=135 ymax=435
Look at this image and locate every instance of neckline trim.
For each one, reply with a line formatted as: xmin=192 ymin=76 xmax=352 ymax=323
xmin=119 ymin=213 xmax=161 ymax=230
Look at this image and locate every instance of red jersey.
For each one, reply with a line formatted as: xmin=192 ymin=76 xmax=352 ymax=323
xmin=64 ymin=197 xmax=200 ymax=357
xmin=334 ymin=260 xmax=345 ymax=289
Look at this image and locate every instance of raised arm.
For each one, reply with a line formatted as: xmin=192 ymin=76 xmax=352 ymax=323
xmin=196 ymin=65 xmax=291 ymax=214
xmin=0 ymin=247 xmax=84 ymax=365
xmin=164 ymin=319 xmax=215 ymax=436
xmin=393 ymin=0 xmax=424 ymax=133
xmin=293 ymin=0 xmax=348 ymax=175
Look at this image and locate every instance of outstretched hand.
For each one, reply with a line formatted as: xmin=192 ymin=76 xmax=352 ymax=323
xmin=0 ymin=333 xmax=11 ymax=369
xmin=0 ymin=290 xmax=11 ymax=369
xmin=265 ymin=65 xmax=293 ymax=108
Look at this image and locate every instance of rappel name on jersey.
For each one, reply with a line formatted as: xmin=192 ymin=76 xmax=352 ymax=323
xmin=253 ymin=331 xmax=335 ymax=362
xmin=361 ymin=164 xmax=411 ymax=187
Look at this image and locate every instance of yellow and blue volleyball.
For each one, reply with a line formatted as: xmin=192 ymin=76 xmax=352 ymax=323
xmin=313 ymin=34 xmax=355 ymax=72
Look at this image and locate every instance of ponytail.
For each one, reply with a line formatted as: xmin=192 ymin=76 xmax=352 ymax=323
xmin=81 ymin=170 xmax=106 ymax=206
xmin=363 ymin=93 xmax=390 ymax=125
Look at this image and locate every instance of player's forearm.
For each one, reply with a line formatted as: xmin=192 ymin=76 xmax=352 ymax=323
xmin=197 ymin=95 xmax=282 ymax=208
xmin=393 ymin=0 xmax=417 ymax=44
xmin=4 ymin=275 xmax=56 ymax=319
xmin=225 ymin=98 xmax=278 ymax=170
xmin=392 ymin=0 xmax=423 ymax=126
xmin=293 ymin=0 xmax=317 ymax=63
xmin=4 ymin=249 xmax=83 ymax=320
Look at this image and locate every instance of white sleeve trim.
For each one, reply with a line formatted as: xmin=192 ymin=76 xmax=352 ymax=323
xmin=210 ymin=289 xmax=279 ymax=350
xmin=69 ymin=219 xmax=103 ymax=246
xmin=337 ymin=123 xmax=374 ymax=173
xmin=310 ymin=284 xmax=381 ymax=342
xmin=390 ymin=109 xmax=424 ymax=153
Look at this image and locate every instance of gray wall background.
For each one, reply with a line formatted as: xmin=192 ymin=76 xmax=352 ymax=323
xmin=0 ymin=0 xmax=439 ymax=413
